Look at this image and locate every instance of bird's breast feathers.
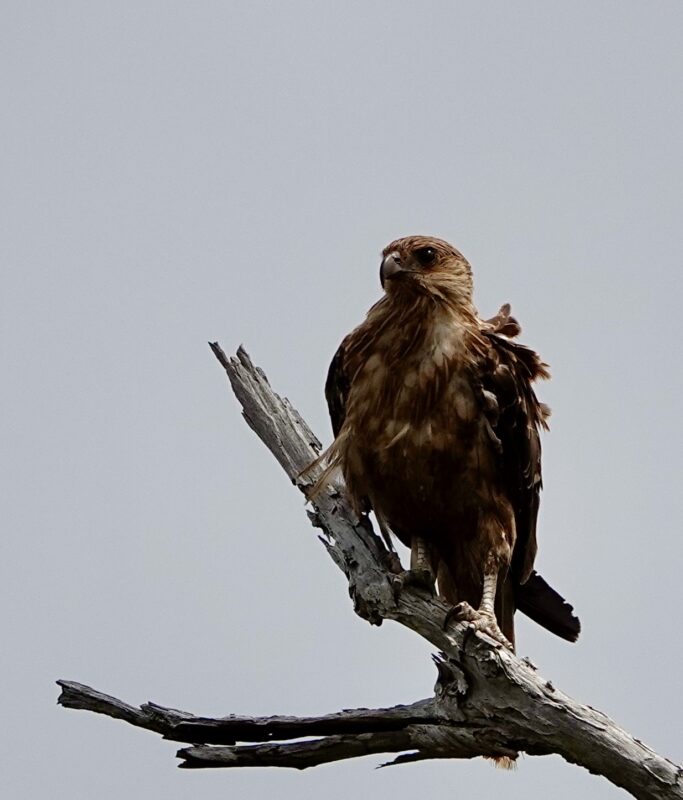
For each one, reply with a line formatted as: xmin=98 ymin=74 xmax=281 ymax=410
xmin=339 ymin=307 xmax=493 ymax=480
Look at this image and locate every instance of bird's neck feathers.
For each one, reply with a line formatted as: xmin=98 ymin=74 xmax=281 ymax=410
xmin=422 ymin=272 xmax=475 ymax=310
xmin=383 ymin=263 xmax=476 ymax=314
xmin=373 ymin=281 xmax=479 ymax=336
xmin=349 ymin=285 xmax=483 ymax=371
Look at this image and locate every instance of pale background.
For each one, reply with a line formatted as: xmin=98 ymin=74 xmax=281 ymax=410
xmin=3 ymin=2 xmax=682 ymax=798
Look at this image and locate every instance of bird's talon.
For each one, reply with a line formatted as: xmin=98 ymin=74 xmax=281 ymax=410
xmin=383 ymin=551 xmax=404 ymax=575
xmin=392 ymin=568 xmax=436 ymax=597
xmin=444 ymin=602 xmax=513 ymax=650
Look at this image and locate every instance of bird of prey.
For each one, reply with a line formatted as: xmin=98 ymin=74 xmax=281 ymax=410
xmin=312 ymin=235 xmax=579 ymax=650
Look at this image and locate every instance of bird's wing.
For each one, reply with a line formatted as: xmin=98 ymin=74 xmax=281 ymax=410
xmin=323 ymin=336 xmax=395 ymax=544
xmin=324 ymin=339 xmax=351 ymax=438
xmin=481 ymin=306 xmax=550 ymax=584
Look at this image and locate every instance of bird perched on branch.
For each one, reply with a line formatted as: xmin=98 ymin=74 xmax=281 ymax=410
xmin=311 ymin=235 xmax=580 ymax=650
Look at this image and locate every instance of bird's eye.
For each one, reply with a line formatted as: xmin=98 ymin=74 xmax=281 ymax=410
xmin=414 ymin=247 xmax=436 ymax=266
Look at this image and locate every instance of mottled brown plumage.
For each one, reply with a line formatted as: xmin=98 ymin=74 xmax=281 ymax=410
xmin=315 ymin=236 xmax=579 ymax=649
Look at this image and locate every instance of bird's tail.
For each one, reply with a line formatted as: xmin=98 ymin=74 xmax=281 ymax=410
xmin=487 ymin=755 xmax=518 ymax=770
xmin=515 ymin=571 xmax=580 ymax=642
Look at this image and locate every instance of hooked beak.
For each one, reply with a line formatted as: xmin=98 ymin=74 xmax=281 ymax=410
xmin=380 ymin=251 xmax=405 ymax=287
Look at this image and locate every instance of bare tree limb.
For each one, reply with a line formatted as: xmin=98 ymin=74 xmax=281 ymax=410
xmin=56 ymin=681 xmax=515 ymax=768
xmin=57 ymin=345 xmax=683 ymax=800
xmin=57 ymin=680 xmax=442 ymax=744
xmin=57 ymin=680 xmax=193 ymax=736
xmin=177 ymin=732 xmax=420 ymax=770
xmin=168 ymin=699 xmax=441 ymax=745
xmin=176 ymin=723 xmax=512 ymax=770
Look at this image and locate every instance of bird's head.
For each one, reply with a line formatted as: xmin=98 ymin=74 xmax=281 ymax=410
xmin=379 ymin=236 xmax=474 ymax=306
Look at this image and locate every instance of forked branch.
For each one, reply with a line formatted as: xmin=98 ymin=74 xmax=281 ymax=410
xmin=57 ymin=345 xmax=682 ymax=800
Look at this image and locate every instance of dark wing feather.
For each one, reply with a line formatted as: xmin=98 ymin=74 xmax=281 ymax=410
xmin=482 ymin=311 xmax=550 ymax=585
xmin=324 ymin=338 xmax=382 ymax=529
xmin=482 ymin=307 xmax=580 ymax=641
xmin=325 ymin=340 xmax=350 ymax=437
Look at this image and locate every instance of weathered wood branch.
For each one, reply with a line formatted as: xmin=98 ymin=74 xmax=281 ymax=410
xmin=57 ymin=345 xmax=683 ymax=800
xmin=56 ymin=680 xmax=514 ymax=768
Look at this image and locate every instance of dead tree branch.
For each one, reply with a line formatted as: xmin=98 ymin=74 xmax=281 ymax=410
xmin=57 ymin=345 xmax=683 ymax=800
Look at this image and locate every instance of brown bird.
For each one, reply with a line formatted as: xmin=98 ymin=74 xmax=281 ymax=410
xmin=313 ymin=235 xmax=579 ymax=650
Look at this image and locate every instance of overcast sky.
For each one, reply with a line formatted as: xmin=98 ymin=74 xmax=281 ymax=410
xmin=3 ymin=2 xmax=682 ymax=798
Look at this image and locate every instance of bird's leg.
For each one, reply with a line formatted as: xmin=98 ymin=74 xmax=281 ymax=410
xmin=479 ymin=569 xmax=497 ymax=617
xmin=392 ymin=536 xmax=436 ymax=596
xmin=411 ymin=535 xmax=433 ymax=575
xmin=447 ymin=556 xmax=513 ymax=650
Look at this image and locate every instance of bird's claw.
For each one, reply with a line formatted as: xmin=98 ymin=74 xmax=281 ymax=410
xmin=382 ymin=550 xmax=404 ymax=575
xmin=444 ymin=601 xmax=513 ymax=650
xmin=391 ymin=567 xmax=436 ymax=599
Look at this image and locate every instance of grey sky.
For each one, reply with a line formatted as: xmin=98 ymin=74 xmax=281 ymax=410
xmin=3 ymin=2 xmax=682 ymax=798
